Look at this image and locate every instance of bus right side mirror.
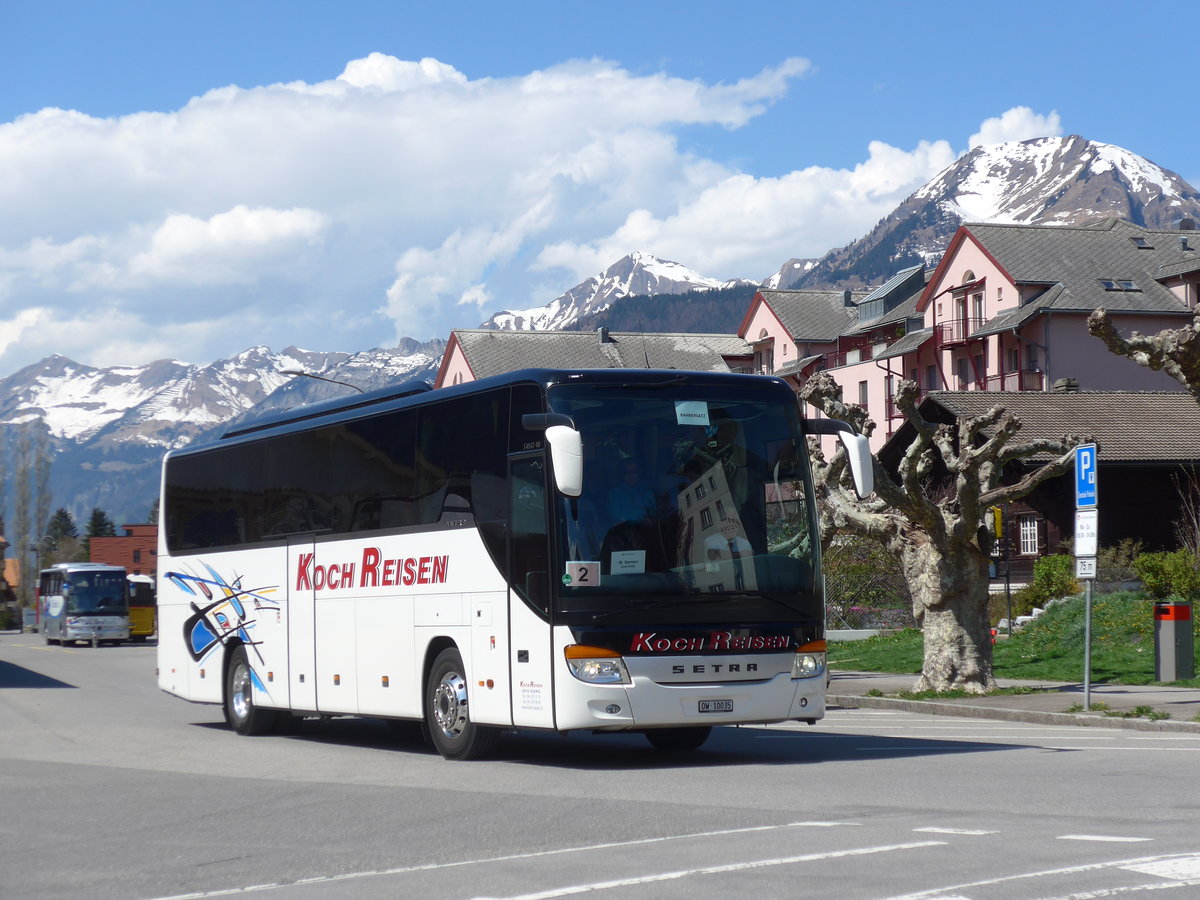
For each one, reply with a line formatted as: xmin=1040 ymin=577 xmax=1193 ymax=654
xmin=545 ymin=425 xmax=583 ymax=497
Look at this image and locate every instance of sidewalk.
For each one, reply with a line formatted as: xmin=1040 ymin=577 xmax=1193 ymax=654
xmin=828 ymin=670 xmax=1200 ymax=733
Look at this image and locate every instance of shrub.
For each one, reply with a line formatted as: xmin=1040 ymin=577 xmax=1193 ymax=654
xmin=1133 ymin=549 xmax=1200 ymax=601
xmin=1030 ymin=554 xmax=1080 ymax=603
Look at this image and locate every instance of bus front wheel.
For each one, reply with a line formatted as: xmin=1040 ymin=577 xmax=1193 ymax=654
xmin=644 ymin=726 xmax=711 ymax=752
xmin=225 ymin=646 xmax=280 ymax=736
xmin=426 ymin=648 xmax=498 ymax=760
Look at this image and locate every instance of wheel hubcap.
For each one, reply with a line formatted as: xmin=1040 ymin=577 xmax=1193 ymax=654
xmin=230 ymin=663 xmax=251 ymax=723
xmin=432 ymin=671 xmax=468 ymax=738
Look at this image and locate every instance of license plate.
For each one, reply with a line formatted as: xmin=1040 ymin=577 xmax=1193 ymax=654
xmin=698 ymin=699 xmax=733 ymax=713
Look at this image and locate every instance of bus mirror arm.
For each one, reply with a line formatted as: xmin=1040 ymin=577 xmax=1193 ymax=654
xmin=804 ymin=419 xmax=874 ymax=499
xmin=521 ymin=413 xmax=577 ymax=430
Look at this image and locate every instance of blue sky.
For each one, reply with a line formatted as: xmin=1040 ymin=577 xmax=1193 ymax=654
xmin=2 ymin=0 xmax=1196 ymax=373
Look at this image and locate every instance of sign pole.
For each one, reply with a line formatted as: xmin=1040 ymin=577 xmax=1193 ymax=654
xmin=1074 ymin=444 xmax=1098 ymax=711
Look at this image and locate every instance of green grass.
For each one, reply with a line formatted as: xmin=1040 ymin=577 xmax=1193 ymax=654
xmin=827 ymin=592 xmax=1200 ymax=687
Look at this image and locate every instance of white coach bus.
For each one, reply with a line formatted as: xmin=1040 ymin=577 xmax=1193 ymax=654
xmin=157 ymin=368 xmax=871 ymax=759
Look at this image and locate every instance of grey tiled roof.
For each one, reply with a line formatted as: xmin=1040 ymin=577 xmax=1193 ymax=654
xmin=450 ymin=329 xmax=751 ymax=379
xmin=756 ymin=289 xmax=865 ymax=341
xmin=874 ymin=328 xmax=933 ymax=360
xmin=964 ymin=219 xmax=1197 ymax=317
xmin=909 ymin=390 xmax=1200 ymax=463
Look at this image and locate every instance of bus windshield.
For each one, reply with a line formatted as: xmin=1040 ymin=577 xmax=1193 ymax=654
xmin=548 ymin=380 xmax=818 ymax=623
xmin=65 ymin=572 xmax=130 ymax=615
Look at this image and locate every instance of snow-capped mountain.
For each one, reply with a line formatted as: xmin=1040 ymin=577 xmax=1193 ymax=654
xmin=0 ymin=341 xmax=444 ymax=523
xmin=784 ymin=135 xmax=1200 ymax=290
xmin=762 ymin=257 xmax=819 ymax=290
xmin=5 ymin=135 xmax=1198 ymax=527
xmin=481 ymin=251 xmax=755 ymax=331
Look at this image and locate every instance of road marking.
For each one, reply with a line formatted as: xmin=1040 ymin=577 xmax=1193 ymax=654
xmin=913 ymin=827 xmax=997 ymax=835
xmin=140 ymin=821 xmax=870 ymax=900
xmin=1058 ymin=834 xmax=1153 ymax=843
xmin=882 ymin=852 xmax=1200 ymax=900
xmin=472 ymin=841 xmax=947 ymax=900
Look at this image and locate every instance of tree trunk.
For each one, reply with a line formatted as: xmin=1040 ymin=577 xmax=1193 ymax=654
xmin=901 ymin=541 xmax=996 ymax=694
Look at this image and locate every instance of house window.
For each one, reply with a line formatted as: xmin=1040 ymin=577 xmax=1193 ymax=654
xmin=1006 ymin=347 xmax=1019 ymax=372
xmin=133 ymin=549 xmax=142 ymax=563
xmin=972 ymin=292 xmax=984 ymax=321
xmin=858 ymin=381 xmax=869 ymax=411
xmin=926 ymin=365 xmax=939 ymax=391
xmin=956 ymin=357 xmax=970 ymax=389
xmin=1018 ymin=516 xmax=1039 ymax=555
xmin=715 ymin=500 xmax=727 ymax=521
xmin=700 ymin=507 xmax=714 ymax=530
xmin=1100 ymin=279 xmax=1140 ymax=292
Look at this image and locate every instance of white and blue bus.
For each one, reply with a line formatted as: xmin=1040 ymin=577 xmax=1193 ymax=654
xmin=40 ymin=562 xmax=131 ymax=646
xmin=157 ymin=368 xmax=871 ymax=758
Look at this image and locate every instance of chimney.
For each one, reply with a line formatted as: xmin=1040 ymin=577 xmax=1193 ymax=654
xmin=1182 ymin=236 xmax=1191 ymax=252
xmin=597 ymin=326 xmax=612 ymax=344
xmin=1052 ymin=377 xmax=1080 ymax=393
xmin=843 ymin=290 xmax=854 ymax=307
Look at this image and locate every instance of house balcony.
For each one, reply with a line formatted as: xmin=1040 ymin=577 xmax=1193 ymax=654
xmin=821 ymin=347 xmax=873 ymax=369
xmin=934 ymin=318 xmax=985 ymax=347
xmin=983 ymin=370 xmax=1044 ymax=392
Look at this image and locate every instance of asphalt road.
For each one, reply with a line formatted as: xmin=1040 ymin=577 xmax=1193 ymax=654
xmin=3 ymin=633 xmax=1200 ymax=900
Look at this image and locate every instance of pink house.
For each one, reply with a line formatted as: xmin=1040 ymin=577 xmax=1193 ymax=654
xmin=758 ymin=219 xmax=1199 ymax=449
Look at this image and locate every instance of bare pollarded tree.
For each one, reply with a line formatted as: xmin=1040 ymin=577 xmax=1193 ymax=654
xmin=1088 ymin=308 xmax=1200 ymax=402
xmin=802 ymin=373 xmax=1083 ymax=693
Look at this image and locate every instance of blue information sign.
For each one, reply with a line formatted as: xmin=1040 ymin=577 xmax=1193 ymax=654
xmin=1075 ymin=444 xmax=1098 ymax=509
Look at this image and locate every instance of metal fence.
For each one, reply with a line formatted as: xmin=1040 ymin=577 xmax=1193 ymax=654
xmin=824 ymin=536 xmax=916 ymax=630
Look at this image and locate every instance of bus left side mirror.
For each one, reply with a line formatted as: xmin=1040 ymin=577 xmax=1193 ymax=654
xmin=804 ymin=417 xmax=874 ymax=499
xmin=545 ymin=425 xmax=583 ymax=497
xmin=838 ymin=431 xmax=874 ymax=499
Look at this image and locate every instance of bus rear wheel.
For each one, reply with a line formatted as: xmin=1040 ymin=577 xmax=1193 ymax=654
xmin=225 ymin=646 xmax=280 ymax=736
xmin=644 ymin=726 xmax=711 ymax=752
xmin=426 ymin=648 xmax=498 ymax=760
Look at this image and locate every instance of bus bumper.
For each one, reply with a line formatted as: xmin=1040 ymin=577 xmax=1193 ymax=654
xmin=555 ymin=670 xmax=825 ymax=732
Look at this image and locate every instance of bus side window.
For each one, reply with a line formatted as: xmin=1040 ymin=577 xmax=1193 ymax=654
xmin=510 ymin=456 xmax=549 ymax=612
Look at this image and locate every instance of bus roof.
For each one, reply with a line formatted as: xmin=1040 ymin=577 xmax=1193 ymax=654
xmin=42 ymin=562 xmax=127 ymax=574
xmin=183 ymin=367 xmax=790 ymax=455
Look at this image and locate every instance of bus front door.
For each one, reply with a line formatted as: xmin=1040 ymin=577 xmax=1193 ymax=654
xmin=509 ymin=455 xmax=556 ymax=730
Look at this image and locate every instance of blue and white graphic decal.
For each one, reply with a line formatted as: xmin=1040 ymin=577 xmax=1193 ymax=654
xmin=166 ymin=561 xmax=280 ymax=665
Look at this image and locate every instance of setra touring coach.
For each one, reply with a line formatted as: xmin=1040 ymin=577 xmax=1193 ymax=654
xmin=156 ymin=368 xmax=871 ymax=758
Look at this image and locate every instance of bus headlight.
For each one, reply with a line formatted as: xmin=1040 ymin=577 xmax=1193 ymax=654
xmin=565 ymin=645 xmax=631 ymax=685
xmin=792 ymin=640 xmax=827 ymax=679
xmin=792 ymin=652 xmax=825 ymax=679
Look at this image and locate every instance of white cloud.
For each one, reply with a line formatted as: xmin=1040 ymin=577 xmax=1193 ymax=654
xmin=126 ymin=205 xmax=329 ymax=286
xmin=0 ymin=51 xmax=1065 ymax=373
xmin=969 ymin=107 xmax=1062 ymax=149
xmin=536 ymin=138 xmax=957 ymax=283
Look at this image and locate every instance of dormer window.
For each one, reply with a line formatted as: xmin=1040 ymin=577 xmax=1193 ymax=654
xmin=1100 ymin=279 xmax=1141 ymax=292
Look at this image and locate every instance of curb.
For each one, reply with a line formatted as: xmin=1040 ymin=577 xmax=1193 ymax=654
xmin=827 ymin=693 xmax=1200 ymax=734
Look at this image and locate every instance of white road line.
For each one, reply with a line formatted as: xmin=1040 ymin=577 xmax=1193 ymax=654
xmin=472 ymin=841 xmax=947 ymax=900
xmin=1058 ymin=835 xmax=1154 ymax=843
xmin=139 ymin=821 xmax=859 ymax=900
xmin=882 ymin=852 xmax=1200 ymax=900
xmin=913 ymin=827 xmax=997 ymax=836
